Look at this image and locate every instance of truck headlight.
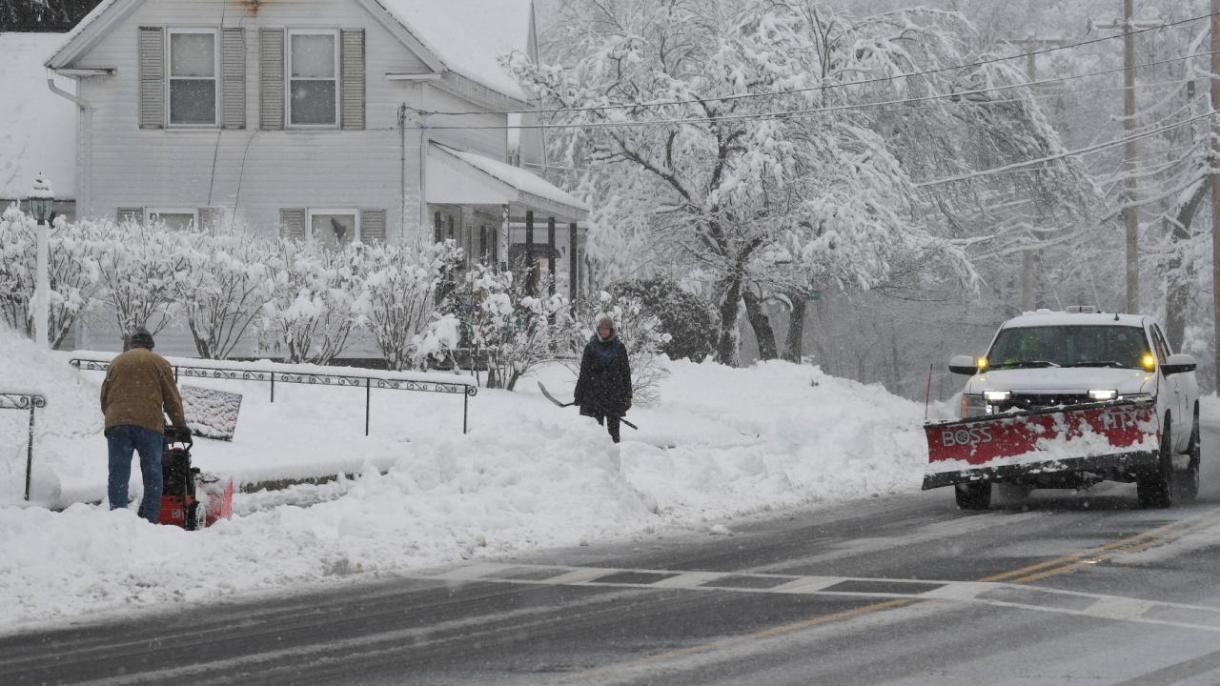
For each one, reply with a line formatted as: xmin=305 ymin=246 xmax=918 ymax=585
xmin=1088 ymin=389 xmax=1118 ymax=401
xmin=983 ymin=390 xmax=1011 ymax=403
xmin=961 ymin=393 xmax=987 ymax=418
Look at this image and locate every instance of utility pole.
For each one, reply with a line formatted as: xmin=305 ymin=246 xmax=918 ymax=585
xmin=1211 ymin=0 xmax=1220 ymax=391
xmin=1096 ymin=3 xmax=1160 ymax=313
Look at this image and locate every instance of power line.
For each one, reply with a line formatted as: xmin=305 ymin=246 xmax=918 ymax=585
xmin=421 ymin=11 xmax=1216 ymax=118
xmin=413 ymin=49 xmax=1220 ymax=132
xmin=914 ymin=112 xmax=1211 ymax=188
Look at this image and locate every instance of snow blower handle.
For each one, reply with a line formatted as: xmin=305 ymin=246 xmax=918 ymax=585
xmin=164 ymin=425 xmax=193 ymax=448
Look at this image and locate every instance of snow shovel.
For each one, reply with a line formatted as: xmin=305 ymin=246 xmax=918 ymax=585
xmin=538 ymin=382 xmax=638 ymax=430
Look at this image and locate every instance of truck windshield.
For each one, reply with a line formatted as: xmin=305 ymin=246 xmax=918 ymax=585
xmin=987 ymin=325 xmax=1150 ymax=370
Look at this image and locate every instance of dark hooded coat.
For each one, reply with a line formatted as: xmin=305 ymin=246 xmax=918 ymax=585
xmin=574 ymin=333 xmax=632 ymax=417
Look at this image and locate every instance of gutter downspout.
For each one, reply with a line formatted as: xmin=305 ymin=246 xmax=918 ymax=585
xmin=46 ymin=78 xmax=91 ymax=219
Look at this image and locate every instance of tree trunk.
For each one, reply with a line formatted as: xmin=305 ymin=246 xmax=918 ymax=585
xmin=782 ymin=291 xmax=807 ymax=363
xmin=743 ymin=290 xmax=778 ymax=361
xmin=714 ymin=273 xmax=745 ymax=366
xmin=1166 ymin=180 xmax=1208 ymax=349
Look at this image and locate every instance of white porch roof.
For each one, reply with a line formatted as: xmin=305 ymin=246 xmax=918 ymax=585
xmin=426 ymin=143 xmax=588 ymax=222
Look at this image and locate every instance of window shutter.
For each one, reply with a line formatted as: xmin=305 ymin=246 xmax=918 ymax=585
xmin=280 ymin=208 xmax=306 ymax=241
xmin=117 ymin=207 xmax=144 ymax=224
xmin=138 ymin=27 xmax=165 ymax=129
xmin=222 ymin=28 xmax=246 ymax=129
xmin=260 ymin=28 xmax=285 ymax=130
xmin=199 ymin=207 xmax=223 ymax=231
xmin=340 ymin=29 xmax=365 ymax=130
xmin=360 ymin=209 xmax=386 ymax=244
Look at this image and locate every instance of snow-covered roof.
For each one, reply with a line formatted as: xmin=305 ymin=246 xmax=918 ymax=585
xmin=1002 ymin=311 xmax=1149 ymax=329
xmin=377 ymin=0 xmax=533 ymax=101
xmin=428 ymin=142 xmax=588 ymax=219
xmin=0 ymin=33 xmax=77 ymax=200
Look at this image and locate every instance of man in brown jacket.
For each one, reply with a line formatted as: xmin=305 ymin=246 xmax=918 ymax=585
xmin=100 ymin=328 xmax=187 ymax=523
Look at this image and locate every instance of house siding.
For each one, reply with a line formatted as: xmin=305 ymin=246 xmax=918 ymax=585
xmin=73 ymin=0 xmax=438 ymax=242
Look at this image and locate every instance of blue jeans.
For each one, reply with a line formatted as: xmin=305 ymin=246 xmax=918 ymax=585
xmin=107 ymin=425 xmax=164 ymax=523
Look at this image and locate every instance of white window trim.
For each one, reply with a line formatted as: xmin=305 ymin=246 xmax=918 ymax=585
xmin=307 ymin=208 xmax=361 ymax=245
xmin=165 ymin=28 xmax=220 ymax=128
xmin=145 ymin=207 xmax=199 ymax=229
xmin=286 ymin=29 xmax=341 ymax=129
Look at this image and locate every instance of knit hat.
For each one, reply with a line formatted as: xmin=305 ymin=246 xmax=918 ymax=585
xmin=128 ymin=327 xmax=155 ymax=350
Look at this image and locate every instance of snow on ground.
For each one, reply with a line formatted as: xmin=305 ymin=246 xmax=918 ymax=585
xmin=0 ymin=329 xmax=928 ymax=632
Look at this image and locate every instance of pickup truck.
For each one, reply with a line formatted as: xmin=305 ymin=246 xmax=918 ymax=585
xmin=924 ymin=310 xmax=1200 ymax=510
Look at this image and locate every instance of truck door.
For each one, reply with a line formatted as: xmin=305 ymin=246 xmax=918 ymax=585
xmin=1151 ymin=324 xmax=1185 ymax=451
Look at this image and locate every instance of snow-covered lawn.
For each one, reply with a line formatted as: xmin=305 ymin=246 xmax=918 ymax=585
xmin=0 ymin=331 xmax=928 ymax=632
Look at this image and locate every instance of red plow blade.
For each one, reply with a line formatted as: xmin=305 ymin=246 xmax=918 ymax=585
xmin=922 ymin=400 xmax=1160 ymax=489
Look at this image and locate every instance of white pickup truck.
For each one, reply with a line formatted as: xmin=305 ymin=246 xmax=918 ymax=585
xmin=925 ymin=310 xmax=1201 ymax=510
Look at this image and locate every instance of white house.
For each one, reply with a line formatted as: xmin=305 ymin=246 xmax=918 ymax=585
xmin=44 ymin=0 xmax=589 ymax=354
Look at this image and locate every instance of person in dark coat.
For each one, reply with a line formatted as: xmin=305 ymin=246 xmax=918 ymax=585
xmin=574 ymin=316 xmax=632 ymax=443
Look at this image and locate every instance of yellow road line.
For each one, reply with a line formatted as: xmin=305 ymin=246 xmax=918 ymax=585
xmin=590 ymin=509 xmax=1219 ymax=675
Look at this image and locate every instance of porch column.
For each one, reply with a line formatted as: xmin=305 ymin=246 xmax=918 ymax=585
xmin=569 ymin=222 xmax=578 ymax=302
xmin=525 ymin=210 xmax=535 ymax=294
xmin=547 ymin=217 xmax=556 ymax=297
xmin=498 ymin=204 xmax=509 ymax=268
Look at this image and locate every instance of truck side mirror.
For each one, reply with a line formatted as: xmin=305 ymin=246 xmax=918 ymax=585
xmin=1162 ymin=353 xmax=1197 ymax=375
xmin=948 ymin=354 xmax=979 ymax=375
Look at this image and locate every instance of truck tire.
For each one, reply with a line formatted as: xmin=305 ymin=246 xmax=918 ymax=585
xmin=1175 ymin=408 xmax=1201 ymax=503
xmin=955 ymin=482 xmax=991 ymax=510
xmin=1138 ymin=420 xmax=1174 ymax=509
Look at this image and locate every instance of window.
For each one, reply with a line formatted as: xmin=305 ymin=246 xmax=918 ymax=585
xmin=168 ymin=29 xmax=218 ymax=126
xmin=308 ymin=209 xmax=359 ymax=250
xmin=146 ymin=208 xmax=198 ymax=230
xmin=987 ymin=326 xmax=1150 ymax=370
xmin=288 ymin=30 xmax=338 ymax=127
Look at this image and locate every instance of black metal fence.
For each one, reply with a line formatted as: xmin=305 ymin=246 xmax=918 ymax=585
xmin=1 ymin=392 xmax=47 ymax=501
xmin=69 ymin=358 xmax=478 ymax=436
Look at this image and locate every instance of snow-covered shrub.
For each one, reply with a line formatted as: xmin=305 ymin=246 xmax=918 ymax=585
xmin=357 ymin=240 xmax=462 ymax=371
xmin=611 ymin=278 xmax=716 ymax=362
xmin=0 ymin=207 xmax=104 ymax=349
xmin=568 ymin=290 xmax=670 ymax=405
xmin=258 ymin=239 xmax=363 ymax=364
xmin=442 ymin=264 xmax=567 ymax=390
xmin=91 ymin=219 xmax=189 ymax=337
xmin=173 ymin=224 xmax=274 ymax=359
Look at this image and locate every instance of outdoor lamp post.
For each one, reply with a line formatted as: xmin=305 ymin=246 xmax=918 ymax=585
xmin=29 ymin=173 xmax=55 ymax=350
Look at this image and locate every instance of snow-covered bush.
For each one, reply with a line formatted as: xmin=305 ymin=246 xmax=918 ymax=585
xmin=443 ymin=264 xmax=567 ymax=390
xmin=173 ymin=225 xmax=274 ymax=359
xmin=0 ymin=207 xmax=104 ymax=349
xmin=568 ymin=290 xmax=670 ymax=406
xmin=611 ymin=278 xmax=716 ymax=362
xmin=357 ymin=240 xmax=462 ymax=371
xmin=258 ymin=239 xmax=363 ymax=364
xmin=90 ymin=219 xmax=189 ymax=337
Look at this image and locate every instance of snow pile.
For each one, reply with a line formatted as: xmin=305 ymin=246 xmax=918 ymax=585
xmin=0 ymin=328 xmax=928 ymax=631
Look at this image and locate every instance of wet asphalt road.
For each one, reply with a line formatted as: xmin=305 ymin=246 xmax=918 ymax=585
xmin=5 ymin=428 xmax=1220 ymax=685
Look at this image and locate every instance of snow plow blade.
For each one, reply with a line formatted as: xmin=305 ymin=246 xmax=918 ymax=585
xmin=922 ymin=400 xmax=1160 ymax=490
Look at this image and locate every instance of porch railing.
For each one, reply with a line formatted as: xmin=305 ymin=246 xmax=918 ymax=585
xmin=69 ymin=358 xmax=478 ymax=436
xmin=1 ymin=392 xmax=47 ymax=501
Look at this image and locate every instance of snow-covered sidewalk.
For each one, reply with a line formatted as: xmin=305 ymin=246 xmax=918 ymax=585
xmin=0 ymin=331 xmax=928 ymax=632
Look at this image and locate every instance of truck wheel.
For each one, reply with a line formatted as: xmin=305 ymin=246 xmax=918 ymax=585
xmin=1138 ymin=422 xmax=1174 ymax=509
xmin=955 ymin=482 xmax=992 ymax=510
xmin=1175 ymin=411 xmax=1201 ymax=503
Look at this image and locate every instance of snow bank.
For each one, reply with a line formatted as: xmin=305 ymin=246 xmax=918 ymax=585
xmin=0 ymin=329 xmax=928 ymax=631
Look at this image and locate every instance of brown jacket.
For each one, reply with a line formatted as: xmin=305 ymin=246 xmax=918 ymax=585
xmin=99 ymin=348 xmax=187 ymax=433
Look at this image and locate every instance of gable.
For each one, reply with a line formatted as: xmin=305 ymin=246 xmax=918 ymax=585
xmin=49 ymin=0 xmax=535 ymax=105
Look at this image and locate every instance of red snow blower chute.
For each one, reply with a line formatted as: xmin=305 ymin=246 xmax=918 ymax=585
xmin=156 ymin=426 xmax=234 ymax=529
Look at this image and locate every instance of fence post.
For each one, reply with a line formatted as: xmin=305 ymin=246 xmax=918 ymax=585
xmin=365 ymin=378 xmax=371 ymax=436
xmin=25 ymin=403 xmax=35 ymax=502
xmin=463 ymin=390 xmax=469 ymax=435
xmin=270 ymin=372 xmax=276 ymax=403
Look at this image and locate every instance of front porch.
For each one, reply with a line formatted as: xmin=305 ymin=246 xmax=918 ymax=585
xmin=425 ymin=142 xmax=590 ymax=300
